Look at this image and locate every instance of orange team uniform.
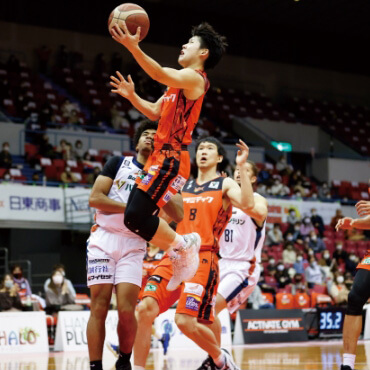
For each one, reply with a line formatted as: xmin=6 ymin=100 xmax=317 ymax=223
xmin=136 ymin=70 xmax=210 ymax=207
xmin=138 ymin=249 xmax=165 ymax=301
xmin=357 ymin=249 xmax=370 ymax=271
xmin=142 ymin=177 xmax=232 ymax=323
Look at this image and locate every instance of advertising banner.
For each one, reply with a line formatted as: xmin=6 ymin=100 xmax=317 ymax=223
xmin=0 ymin=311 xmax=49 ymax=354
xmin=233 ymin=309 xmax=308 ymax=344
xmin=54 ymin=311 xmax=118 ymax=352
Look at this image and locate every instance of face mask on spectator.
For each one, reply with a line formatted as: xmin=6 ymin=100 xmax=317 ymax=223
xmin=336 ymin=244 xmax=343 ymax=250
xmin=269 ymin=259 xmax=275 ymax=265
xmin=349 ymin=255 xmax=357 ymax=261
xmin=308 ymin=250 xmax=314 ymax=256
xmin=304 ymin=217 xmax=310 ymax=224
xmin=52 ymin=274 xmax=63 ymax=285
xmin=4 ymin=280 xmax=14 ymax=289
xmin=323 ymin=253 xmax=330 ymax=259
xmin=277 ymin=264 xmax=284 ymax=271
xmin=287 ymin=235 xmax=293 ymax=241
xmin=297 ymin=256 xmax=303 ymax=262
xmin=337 ymin=276 xmax=344 ymax=284
xmin=13 ymin=273 xmax=22 ymax=279
xmin=311 ymin=235 xmax=317 ymax=241
xmin=290 ymin=211 xmax=295 ymax=216
xmin=4 ymin=174 xmax=11 ymax=180
xmin=3 ymin=146 xmax=9 ymax=151
xmin=310 ymin=261 xmax=317 ymax=268
xmin=294 ymin=226 xmax=300 ymax=231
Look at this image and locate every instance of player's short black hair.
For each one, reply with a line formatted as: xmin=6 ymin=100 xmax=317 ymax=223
xmin=195 ymin=136 xmax=227 ymax=159
xmin=192 ymin=22 xmax=227 ymax=70
xmin=133 ymin=120 xmax=158 ymax=149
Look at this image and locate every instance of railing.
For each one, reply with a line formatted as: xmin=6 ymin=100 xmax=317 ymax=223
xmin=0 ymin=248 xmax=9 ymax=277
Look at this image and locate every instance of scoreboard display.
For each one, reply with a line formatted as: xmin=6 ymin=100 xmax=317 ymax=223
xmin=318 ymin=307 xmax=346 ymax=337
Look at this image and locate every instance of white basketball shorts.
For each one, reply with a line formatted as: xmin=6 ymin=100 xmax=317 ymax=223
xmin=86 ymin=226 xmax=146 ymax=288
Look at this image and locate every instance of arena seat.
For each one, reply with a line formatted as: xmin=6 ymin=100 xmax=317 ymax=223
xmin=276 ymin=292 xmax=294 ymax=309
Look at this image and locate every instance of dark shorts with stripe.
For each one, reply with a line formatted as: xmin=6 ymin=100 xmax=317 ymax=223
xmin=142 ymin=251 xmax=219 ymax=324
xmin=136 ymin=146 xmax=190 ymax=208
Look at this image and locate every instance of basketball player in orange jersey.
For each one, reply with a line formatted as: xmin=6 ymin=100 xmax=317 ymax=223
xmin=110 ymin=22 xmax=227 ymax=289
xmin=132 ymin=137 xmax=254 ymax=370
xmin=336 ymin=205 xmax=370 ymax=370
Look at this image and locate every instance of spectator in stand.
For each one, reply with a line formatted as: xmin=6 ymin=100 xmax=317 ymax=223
xmin=275 ymin=155 xmax=292 ymax=176
xmin=282 ymin=242 xmax=297 ymax=264
xmin=86 ymin=166 xmax=101 ymax=185
xmin=266 ymin=257 xmax=277 ymax=275
xmin=0 ymin=274 xmax=23 ymax=312
xmin=345 ymin=253 xmax=360 ymax=276
xmin=44 ymin=269 xmax=79 ymax=314
xmin=293 ymin=180 xmax=308 ymax=197
xmin=74 ymin=140 xmax=84 ymax=161
xmin=346 ymin=228 xmax=366 ymax=242
xmin=300 ymin=216 xmax=315 ymax=237
xmin=61 ymin=99 xmax=77 ymax=122
xmin=293 ymin=253 xmax=306 ymax=274
xmin=344 ymin=272 xmax=354 ymax=291
xmin=11 ymin=264 xmax=32 ymax=300
xmin=311 ymin=208 xmax=325 ymax=237
xmin=64 ymin=142 xmax=77 ymax=161
xmin=67 ymin=110 xmax=81 ymax=126
xmin=308 ymin=230 xmax=326 ymax=253
xmin=319 ymin=250 xmax=336 ymax=269
xmin=0 ymin=142 xmax=12 ymax=169
xmin=38 ymin=134 xmax=55 ymax=159
xmin=284 ymin=231 xmax=295 ymax=243
xmin=287 ymin=208 xmax=300 ymax=226
xmin=60 ymin=166 xmax=78 ymax=184
xmin=256 ymin=182 xmax=269 ymax=196
xmin=289 ymin=169 xmax=304 ymax=188
xmin=318 ymin=182 xmax=331 ymax=200
xmin=43 ymin=264 xmax=76 ymax=299
xmin=269 ymin=178 xmax=290 ymax=197
xmin=331 ymin=209 xmax=344 ymax=230
xmin=291 ymin=221 xmax=304 ymax=244
xmin=248 ymin=285 xmax=275 ymax=309
xmin=305 ymin=256 xmax=325 ymax=287
xmin=111 ymin=105 xmax=131 ymax=131
xmin=333 ymin=242 xmax=348 ymax=265
xmin=266 ymin=223 xmax=284 ymax=246
xmin=291 ymin=273 xmax=307 ymax=295
xmin=275 ymin=263 xmax=291 ymax=289
xmin=56 ymin=139 xmax=67 ymax=159
xmin=328 ymin=273 xmax=349 ymax=305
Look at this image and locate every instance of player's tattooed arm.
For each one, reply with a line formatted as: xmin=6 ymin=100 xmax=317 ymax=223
xmin=89 ymin=175 xmax=126 ymax=213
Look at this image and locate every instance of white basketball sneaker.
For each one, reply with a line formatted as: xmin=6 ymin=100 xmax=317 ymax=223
xmin=217 ymin=349 xmax=240 ymax=370
xmin=166 ymin=232 xmax=201 ymax=291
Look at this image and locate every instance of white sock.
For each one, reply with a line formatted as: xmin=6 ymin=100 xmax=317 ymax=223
xmin=214 ymin=352 xmax=225 ymax=369
xmin=168 ymin=234 xmax=185 ymax=257
xmin=134 ymin=366 xmax=145 ymax=370
xmin=343 ymin=353 xmax=356 ymax=369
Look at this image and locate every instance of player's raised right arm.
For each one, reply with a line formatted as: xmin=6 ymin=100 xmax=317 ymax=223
xmin=110 ymin=72 xmax=162 ymax=121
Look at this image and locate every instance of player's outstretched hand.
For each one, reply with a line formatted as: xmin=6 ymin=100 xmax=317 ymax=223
xmin=335 ymin=217 xmax=353 ymax=231
xmin=111 ymin=22 xmax=140 ymax=51
xmin=356 ymin=200 xmax=370 ymax=217
xmin=235 ymin=139 xmax=249 ymax=166
xmin=110 ymin=72 xmax=135 ymax=99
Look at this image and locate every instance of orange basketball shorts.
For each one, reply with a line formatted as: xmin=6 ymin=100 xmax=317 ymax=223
xmin=142 ymin=251 xmax=219 ymax=324
xmin=136 ymin=148 xmax=190 ymax=208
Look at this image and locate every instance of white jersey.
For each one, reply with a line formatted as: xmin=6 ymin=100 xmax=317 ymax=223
xmin=94 ymin=156 xmax=143 ymax=237
xmin=219 ymin=194 xmax=266 ymax=262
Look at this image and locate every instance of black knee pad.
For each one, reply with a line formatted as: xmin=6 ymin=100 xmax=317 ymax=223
xmin=346 ymin=289 xmax=366 ymax=316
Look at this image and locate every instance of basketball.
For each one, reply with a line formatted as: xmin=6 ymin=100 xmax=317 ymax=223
xmin=108 ymin=3 xmax=150 ymax=41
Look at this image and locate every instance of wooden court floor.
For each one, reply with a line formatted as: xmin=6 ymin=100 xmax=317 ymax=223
xmin=0 ymin=340 xmax=369 ymax=369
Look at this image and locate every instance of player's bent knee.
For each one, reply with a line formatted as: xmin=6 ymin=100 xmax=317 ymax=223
xmin=174 ymin=314 xmax=194 ymax=334
xmin=137 ymin=298 xmax=159 ymax=322
xmin=346 ymin=289 xmax=366 ymax=316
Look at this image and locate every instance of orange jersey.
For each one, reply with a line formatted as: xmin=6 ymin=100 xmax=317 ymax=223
xmin=357 ymin=249 xmax=370 ymax=271
xmin=177 ymin=177 xmax=232 ymax=252
xmin=154 ymin=70 xmax=210 ymax=148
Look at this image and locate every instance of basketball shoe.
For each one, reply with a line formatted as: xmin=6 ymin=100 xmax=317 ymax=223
xmin=215 ymin=349 xmax=240 ymax=370
xmin=196 ymin=355 xmax=216 ymax=370
xmin=340 ymin=365 xmax=357 ymax=370
xmin=167 ymin=232 xmax=201 ymax=291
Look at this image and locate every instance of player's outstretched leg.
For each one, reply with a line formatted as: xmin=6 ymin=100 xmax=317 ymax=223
xmin=167 ymin=232 xmax=201 ymax=291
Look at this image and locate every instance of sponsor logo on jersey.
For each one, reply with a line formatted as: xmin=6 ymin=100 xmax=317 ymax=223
xmin=89 ymin=259 xmax=110 ymax=264
xmin=163 ymin=191 xmax=173 ymax=203
xmin=209 ymin=181 xmax=219 ymax=189
xmin=116 ymin=179 xmax=126 ymax=189
xmin=88 ymin=274 xmax=112 ymax=281
xmin=148 ymin=275 xmax=162 ymax=283
xmin=163 ymin=93 xmax=177 ymax=103
xmin=123 ymin=159 xmax=131 ymax=167
xmin=186 ymin=180 xmax=194 ymax=189
xmin=88 ymin=265 xmax=109 ymax=274
xmin=194 ymin=186 xmax=204 ymax=192
xmin=183 ymin=196 xmax=214 ymax=204
xmin=202 ymin=259 xmax=208 ymax=264
xmin=185 ymin=295 xmax=201 ymax=311
xmin=361 ymin=257 xmax=370 ymax=265
xmin=184 ymin=283 xmax=204 ymax=297
xmin=171 ymin=175 xmax=186 ymax=191
xmin=144 ymin=283 xmax=158 ymax=292
xmin=142 ymin=173 xmax=153 ymax=185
